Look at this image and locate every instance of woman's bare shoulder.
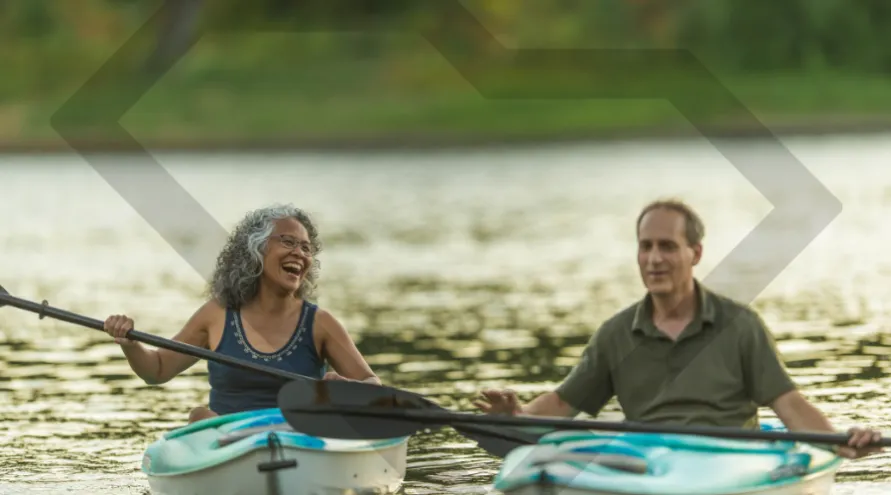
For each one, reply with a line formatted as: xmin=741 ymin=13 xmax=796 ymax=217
xmin=185 ymin=298 xmax=228 ymax=330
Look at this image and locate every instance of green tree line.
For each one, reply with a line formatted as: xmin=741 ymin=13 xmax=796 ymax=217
xmin=3 ymin=0 xmax=891 ymax=144
xmin=5 ymin=0 xmax=891 ymax=75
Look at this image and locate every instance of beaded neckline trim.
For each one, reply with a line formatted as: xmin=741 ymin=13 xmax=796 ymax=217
xmin=231 ymin=304 xmax=309 ymax=362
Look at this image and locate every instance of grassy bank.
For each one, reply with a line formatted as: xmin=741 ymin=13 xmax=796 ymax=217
xmin=5 ymin=59 xmax=891 ymax=150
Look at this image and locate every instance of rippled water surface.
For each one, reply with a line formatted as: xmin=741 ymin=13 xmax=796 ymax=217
xmin=2 ymin=134 xmax=891 ymax=494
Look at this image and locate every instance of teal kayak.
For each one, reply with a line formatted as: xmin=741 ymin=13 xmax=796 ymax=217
xmin=141 ymin=407 xmax=410 ymax=495
xmin=492 ymin=420 xmax=844 ymax=495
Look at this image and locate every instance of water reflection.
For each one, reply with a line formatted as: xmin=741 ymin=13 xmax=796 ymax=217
xmin=3 ymin=141 xmax=891 ymax=493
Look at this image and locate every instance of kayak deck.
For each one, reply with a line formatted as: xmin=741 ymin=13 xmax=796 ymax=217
xmin=492 ymin=420 xmax=844 ymax=495
xmin=142 ymin=407 xmax=410 ymax=495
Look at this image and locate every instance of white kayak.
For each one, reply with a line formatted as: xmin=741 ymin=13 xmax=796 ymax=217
xmin=491 ymin=420 xmax=844 ymax=495
xmin=141 ymin=407 xmax=410 ymax=495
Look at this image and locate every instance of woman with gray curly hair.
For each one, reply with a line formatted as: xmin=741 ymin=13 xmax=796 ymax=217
xmin=102 ymin=203 xmax=379 ymax=423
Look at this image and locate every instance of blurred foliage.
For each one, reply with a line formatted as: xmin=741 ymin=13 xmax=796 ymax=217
xmin=3 ymin=0 xmax=891 ymax=76
xmin=2 ymin=0 xmax=891 ymax=143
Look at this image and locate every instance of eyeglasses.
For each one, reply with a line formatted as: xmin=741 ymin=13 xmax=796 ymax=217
xmin=271 ymin=234 xmax=313 ymax=254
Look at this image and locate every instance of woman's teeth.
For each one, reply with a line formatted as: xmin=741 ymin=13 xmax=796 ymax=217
xmin=282 ymin=263 xmax=302 ymax=275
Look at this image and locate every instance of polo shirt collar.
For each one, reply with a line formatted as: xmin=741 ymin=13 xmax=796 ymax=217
xmin=631 ymin=279 xmax=715 ymax=336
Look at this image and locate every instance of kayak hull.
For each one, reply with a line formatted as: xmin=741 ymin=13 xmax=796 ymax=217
xmin=492 ymin=420 xmax=844 ymax=495
xmin=142 ymin=408 xmax=410 ymax=495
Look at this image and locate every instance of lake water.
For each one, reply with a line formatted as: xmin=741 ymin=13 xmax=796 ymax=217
xmin=1 ymin=133 xmax=891 ymax=494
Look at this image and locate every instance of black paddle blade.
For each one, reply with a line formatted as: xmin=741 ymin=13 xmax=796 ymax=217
xmin=451 ymin=423 xmax=550 ymax=458
xmin=277 ymin=379 xmax=447 ymax=440
xmin=276 ymin=379 xmax=551 ymax=457
xmin=0 ymin=284 xmax=8 ymax=307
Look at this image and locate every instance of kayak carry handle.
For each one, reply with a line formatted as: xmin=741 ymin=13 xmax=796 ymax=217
xmin=260 ymin=432 xmax=297 ymax=495
xmin=258 ymin=459 xmax=298 ymax=472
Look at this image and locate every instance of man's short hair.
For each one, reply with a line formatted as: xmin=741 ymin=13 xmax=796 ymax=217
xmin=636 ymin=198 xmax=705 ymax=246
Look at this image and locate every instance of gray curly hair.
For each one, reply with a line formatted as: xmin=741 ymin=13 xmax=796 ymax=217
xmin=208 ymin=204 xmax=322 ymax=308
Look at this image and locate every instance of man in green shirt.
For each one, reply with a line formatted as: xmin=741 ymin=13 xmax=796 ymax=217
xmin=475 ymin=198 xmax=882 ymax=459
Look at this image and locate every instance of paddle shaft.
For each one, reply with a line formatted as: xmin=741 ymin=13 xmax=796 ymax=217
xmin=0 ymin=290 xmax=309 ymax=382
xmin=8 ymin=287 xmax=880 ymax=450
xmin=289 ymin=405 xmax=891 ymax=447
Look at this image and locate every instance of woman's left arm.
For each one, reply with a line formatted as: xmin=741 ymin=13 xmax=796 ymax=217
xmin=316 ymin=309 xmax=381 ymax=385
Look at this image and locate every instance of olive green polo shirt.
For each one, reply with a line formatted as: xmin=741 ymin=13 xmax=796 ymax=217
xmin=555 ymin=281 xmax=797 ymax=429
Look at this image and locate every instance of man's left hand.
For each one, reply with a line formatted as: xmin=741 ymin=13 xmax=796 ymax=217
xmin=837 ymin=427 xmax=884 ymax=459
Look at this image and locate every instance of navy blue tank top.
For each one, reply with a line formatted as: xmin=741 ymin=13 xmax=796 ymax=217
xmin=207 ymin=301 xmax=326 ymax=415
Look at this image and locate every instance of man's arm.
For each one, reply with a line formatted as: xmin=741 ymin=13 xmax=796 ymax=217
xmin=521 ymin=391 xmax=578 ymax=417
xmin=475 ymin=328 xmax=613 ymax=418
xmin=741 ymin=310 xmax=883 ymax=458
xmin=770 ymin=389 xmax=883 ymax=458
xmin=770 ymin=390 xmax=834 ymax=432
